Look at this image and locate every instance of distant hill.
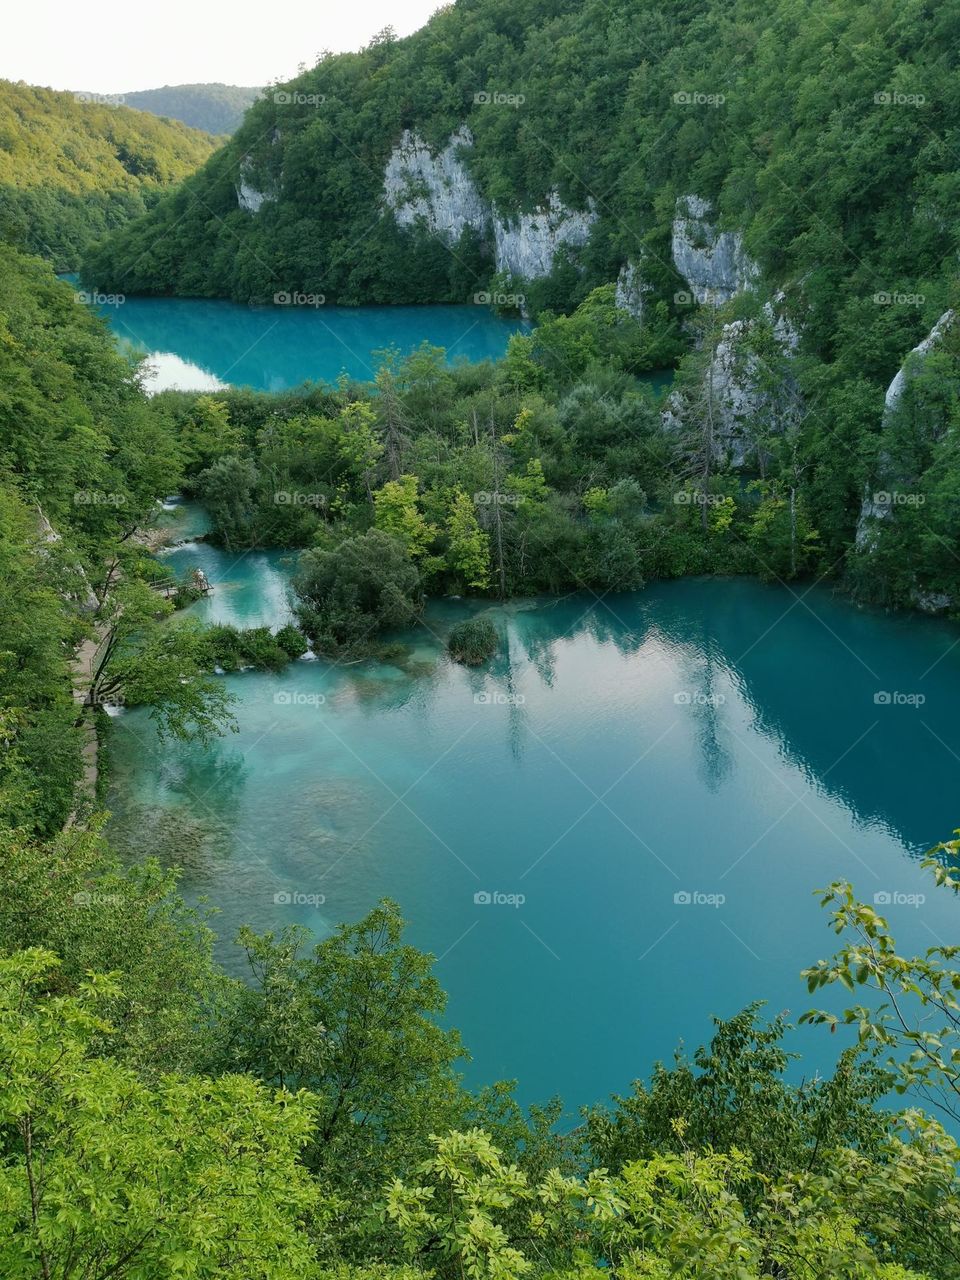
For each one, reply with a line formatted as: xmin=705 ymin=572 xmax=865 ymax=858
xmin=0 ymin=80 xmax=220 ymax=269
xmin=121 ymin=83 xmax=261 ymax=135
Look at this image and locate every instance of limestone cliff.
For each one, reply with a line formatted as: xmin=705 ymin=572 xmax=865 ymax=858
xmin=614 ymin=260 xmax=650 ymax=322
xmin=662 ymin=299 xmax=801 ymax=469
xmin=492 ymin=190 xmax=596 ymax=280
xmin=382 ymin=129 xmax=596 ymax=282
xmin=671 ymin=195 xmax=759 ymax=305
xmin=382 ymin=127 xmax=488 ymax=243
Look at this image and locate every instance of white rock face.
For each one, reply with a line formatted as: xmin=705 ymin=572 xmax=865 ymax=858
xmin=856 ymin=309 xmax=956 ymax=551
xmin=671 ymin=195 xmax=759 ymax=305
xmin=236 ymin=159 xmax=274 ymax=213
xmin=662 ymin=298 xmax=800 ymax=469
xmin=237 ymin=180 xmax=266 ymax=212
xmin=883 ymin=308 xmax=955 ymax=414
xmin=493 ymin=190 xmax=596 ymax=280
xmin=382 ymin=128 xmax=597 ymax=281
xmin=382 ymin=126 xmax=488 ymax=243
xmin=35 ymin=506 xmax=99 ymax=610
xmin=615 ymin=260 xmax=650 ymax=322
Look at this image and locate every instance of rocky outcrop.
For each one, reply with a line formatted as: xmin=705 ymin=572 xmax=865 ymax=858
xmin=671 ymin=195 xmax=759 ymax=305
xmin=382 ymin=126 xmax=488 ymax=243
xmin=35 ymin=506 xmax=99 ymax=610
xmin=882 ymin=309 xmax=955 ymax=414
xmin=493 ymin=190 xmax=596 ymax=280
xmin=855 ymin=309 xmax=956 ymax=552
xmin=382 ymin=129 xmax=596 ymax=281
xmin=236 ymin=158 xmax=274 ymax=213
xmin=236 ymin=130 xmax=282 ymax=212
xmin=614 ymin=260 xmax=650 ymax=322
xmin=662 ymin=298 xmax=800 ymax=469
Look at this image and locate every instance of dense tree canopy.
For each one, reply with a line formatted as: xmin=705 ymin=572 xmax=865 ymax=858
xmin=0 ymin=79 xmax=219 ymax=267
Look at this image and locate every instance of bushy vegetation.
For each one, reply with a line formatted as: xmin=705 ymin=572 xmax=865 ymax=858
xmin=202 ymin=621 xmax=309 ymax=671
xmin=0 ymin=244 xmax=243 ymax=832
xmin=78 ymin=0 xmax=960 ymax=610
xmin=294 ymin=529 xmax=425 ymax=655
xmin=0 ymin=79 xmax=219 ymax=268
xmin=448 ymin=616 xmax=499 ymax=665
xmin=3 ymin=815 xmax=960 ymax=1277
xmin=121 ymin=82 xmax=261 ymax=135
xmin=155 ymin=264 xmax=960 ymax=616
xmin=158 ymin=307 xmax=812 ymax=655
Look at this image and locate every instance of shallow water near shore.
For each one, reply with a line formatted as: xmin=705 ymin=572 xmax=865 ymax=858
xmin=108 ymin=518 xmax=960 ymax=1113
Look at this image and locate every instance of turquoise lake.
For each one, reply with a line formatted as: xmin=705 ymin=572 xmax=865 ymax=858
xmin=106 ymin=500 xmax=960 ymax=1118
xmin=96 ymin=295 xmax=529 ymax=391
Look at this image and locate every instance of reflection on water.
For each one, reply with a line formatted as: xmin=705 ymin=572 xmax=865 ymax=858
xmin=140 ymin=351 xmax=228 ymax=393
xmin=107 ymin=543 xmax=960 ymax=1114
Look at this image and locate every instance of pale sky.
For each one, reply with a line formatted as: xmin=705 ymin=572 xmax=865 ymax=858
xmin=2 ymin=0 xmax=442 ymax=94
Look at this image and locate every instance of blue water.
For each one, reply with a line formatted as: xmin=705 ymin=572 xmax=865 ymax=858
xmin=107 ymin=510 xmax=960 ymax=1117
xmin=95 ymin=296 xmax=529 ymax=391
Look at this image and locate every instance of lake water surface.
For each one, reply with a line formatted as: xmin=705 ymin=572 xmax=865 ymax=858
xmin=106 ymin=501 xmax=960 ymax=1115
xmin=96 ymin=295 xmax=529 ymax=391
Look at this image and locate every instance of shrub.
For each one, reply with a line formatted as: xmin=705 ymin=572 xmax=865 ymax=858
xmin=447 ymin=616 xmax=498 ymax=666
xmin=294 ymin=530 xmax=423 ymax=655
xmin=275 ymin=624 xmax=309 ymax=658
xmin=203 ymin=624 xmax=292 ymax=672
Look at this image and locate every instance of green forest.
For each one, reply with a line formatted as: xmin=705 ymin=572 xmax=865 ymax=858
xmin=0 ymin=80 xmax=220 ymax=268
xmin=83 ymin=0 xmax=960 ymax=338
xmin=137 ymin=282 xmax=959 ymax=627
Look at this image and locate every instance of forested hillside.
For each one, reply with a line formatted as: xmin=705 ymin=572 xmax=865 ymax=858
xmin=0 ymin=245 xmax=233 ymax=833
xmin=0 ymin=80 xmax=220 ymax=267
xmin=84 ymin=0 xmax=960 ymax=343
xmin=121 ymin=82 xmax=261 ymax=134
xmin=80 ymin=0 xmax=960 ymax=610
